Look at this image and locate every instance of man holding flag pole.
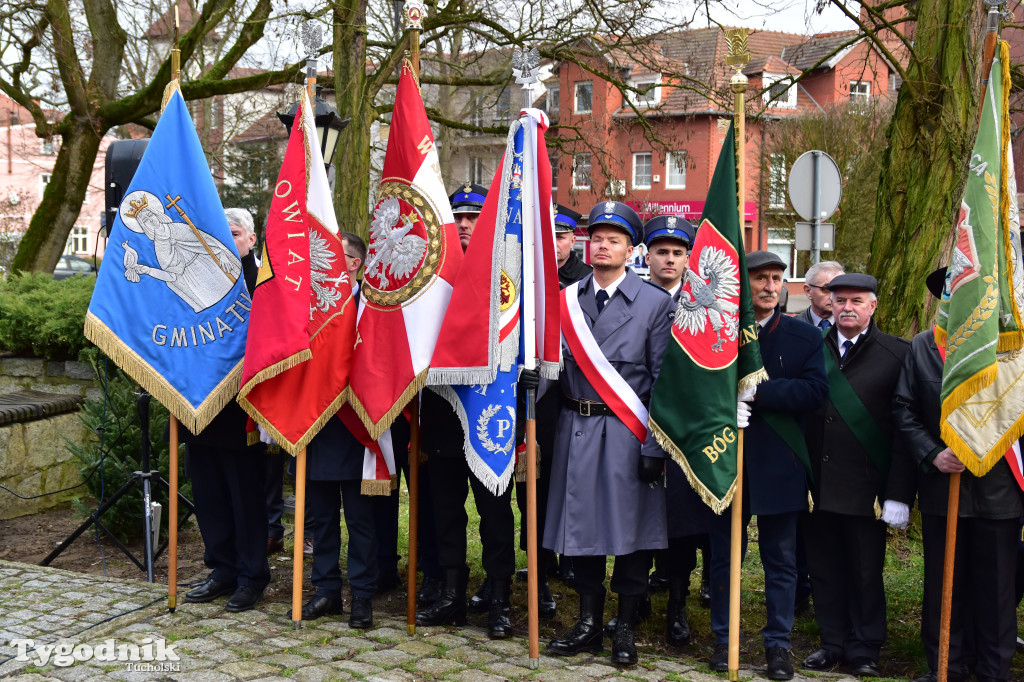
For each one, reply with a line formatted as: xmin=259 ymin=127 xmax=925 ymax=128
xmin=646 ymin=29 xmax=768 ymax=680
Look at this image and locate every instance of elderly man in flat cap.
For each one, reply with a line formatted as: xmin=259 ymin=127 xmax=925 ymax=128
xmin=801 ymin=273 xmax=909 ymax=678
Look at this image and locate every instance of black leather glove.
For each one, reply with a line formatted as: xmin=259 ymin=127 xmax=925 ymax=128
xmin=518 ymin=367 xmax=540 ymax=393
xmin=638 ymin=455 xmax=664 ymax=484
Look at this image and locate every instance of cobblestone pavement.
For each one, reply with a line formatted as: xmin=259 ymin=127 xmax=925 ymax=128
xmin=0 ymin=561 xmax=864 ymax=681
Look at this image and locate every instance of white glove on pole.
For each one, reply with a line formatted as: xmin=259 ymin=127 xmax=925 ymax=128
xmin=258 ymin=425 xmax=276 ymax=446
xmin=881 ymin=500 xmax=910 ymax=530
xmin=736 ymin=400 xmax=752 ymax=429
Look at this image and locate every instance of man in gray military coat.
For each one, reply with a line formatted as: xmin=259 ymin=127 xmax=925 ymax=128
xmin=544 ymin=201 xmax=673 ymax=667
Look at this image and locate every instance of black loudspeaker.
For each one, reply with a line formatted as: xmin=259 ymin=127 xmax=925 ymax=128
xmin=104 ymin=139 xmax=149 ymax=232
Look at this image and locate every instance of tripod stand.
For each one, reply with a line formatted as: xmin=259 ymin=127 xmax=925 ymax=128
xmin=41 ymin=390 xmax=195 ymax=583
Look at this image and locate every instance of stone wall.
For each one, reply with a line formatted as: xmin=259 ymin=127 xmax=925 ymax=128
xmin=0 ymin=356 xmax=97 ymax=520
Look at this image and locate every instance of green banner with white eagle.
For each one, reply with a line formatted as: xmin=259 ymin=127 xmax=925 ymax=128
xmin=648 ymin=123 xmax=767 ymax=513
xmin=935 ymin=41 xmax=1024 ymax=476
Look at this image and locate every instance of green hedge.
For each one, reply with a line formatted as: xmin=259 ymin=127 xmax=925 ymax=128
xmin=0 ymin=272 xmax=95 ymax=360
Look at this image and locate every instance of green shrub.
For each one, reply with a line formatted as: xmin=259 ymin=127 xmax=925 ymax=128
xmin=0 ymin=272 xmax=95 ymax=360
xmin=65 ymin=359 xmax=190 ymax=544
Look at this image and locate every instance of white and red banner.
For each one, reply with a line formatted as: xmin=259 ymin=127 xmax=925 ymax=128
xmin=237 ymin=89 xmax=356 ymax=454
xmin=347 ymin=60 xmax=463 ymax=439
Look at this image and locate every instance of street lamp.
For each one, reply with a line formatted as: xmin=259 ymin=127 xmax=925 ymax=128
xmin=277 ymin=85 xmax=349 ymax=171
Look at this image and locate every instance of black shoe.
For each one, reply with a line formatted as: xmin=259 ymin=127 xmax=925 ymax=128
xmin=710 ymin=642 xmax=729 ymax=672
xmin=604 ymin=591 xmax=651 ymax=637
xmin=287 ymin=594 xmax=343 ymax=620
xmin=848 ymin=657 xmax=880 ymax=677
xmin=765 ymin=646 xmax=794 ymax=681
xmin=184 ymin=578 xmax=236 ymax=603
xmin=415 ymin=567 xmax=467 ymax=626
xmin=539 ymin=578 xmax=557 ymax=619
xmin=547 ymin=594 xmax=604 ymax=655
xmin=417 ymin=575 xmax=443 ymax=607
xmin=911 ymin=673 xmax=937 ymax=682
xmin=188 ymin=573 xmax=214 ymax=588
xmin=515 ymin=567 xmax=529 ymax=582
xmin=610 ymin=595 xmax=639 ymax=666
xmin=802 ymin=648 xmax=842 ymax=671
xmin=487 ymin=577 xmax=513 ymax=639
xmin=468 ymin=576 xmax=492 ymax=613
xmin=648 ymin=569 xmax=669 ymax=593
xmin=349 ymin=596 xmax=374 ymax=629
xmin=376 ymin=570 xmax=401 ymax=594
xmin=666 ymin=598 xmax=690 ymax=646
xmin=225 ymin=585 xmax=264 ymax=612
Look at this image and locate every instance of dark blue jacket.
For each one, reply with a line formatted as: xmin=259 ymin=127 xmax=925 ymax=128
xmin=745 ymin=309 xmax=829 ymax=515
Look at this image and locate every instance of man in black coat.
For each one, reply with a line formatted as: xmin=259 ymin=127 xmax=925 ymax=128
xmin=707 ymin=251 xmax=828 ymax=679
xmin=183 ymin=207 xmax=269 ymax=613
xmin=891 ymin=268 xmax=1024 ymax=682
xmin=801 ymin=273 xmax=910 ymax=677
xmin=554 ymin=204 xmax=591 ymax=287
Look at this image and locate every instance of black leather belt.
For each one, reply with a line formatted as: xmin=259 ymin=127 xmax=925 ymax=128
xmin=563 ymin=396 xmax=615 ymax=417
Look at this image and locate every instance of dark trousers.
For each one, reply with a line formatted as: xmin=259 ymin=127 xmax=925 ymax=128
xmin=709 ymin=511 xmax=798 ymax=648
xmin=371 ymin=449 xmax=441 ymax=580
xmin=795 ymin=514 xmax=812 ymax=602
xmin=308 ymin=478 xmax=379 ymax=600
xmin=803 ymin=510 xmax=887 ymax=661
xmin=265 ymin=450 xmax=287 ymax=541
xmin=188 ymin=443 xmax=270 ymax=589
xmin=570 ymin=551 xmax=651 ymax=597
xmin=667 ymin=534 xmax=708 ymax=595
xmin=921 ymin=514 xmax=1018 ymax=680
xmin=429 ymin=453 xmax=515 ymax=579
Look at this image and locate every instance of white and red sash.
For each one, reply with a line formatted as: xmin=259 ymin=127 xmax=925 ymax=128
xmin=560 ymin=282 xmax=648 ymax=442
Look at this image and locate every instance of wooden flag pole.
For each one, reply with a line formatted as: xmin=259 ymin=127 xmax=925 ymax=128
xmin=526 ymin=402 xmax=539 ymax=663
xmin=724 ymin=28 xmax=750 ymax=682
xmin=937 ymin=472 xmax=961 ymax=682
xmin=407 ymin=396 xmax=420 ymax=635
xmin=168 ymin=415 xmax=178 ymax=612
xmin=292 ymin=447 xmax=307 ymax=626
xmin=937 ymin=8 xmax=1000 ymax=679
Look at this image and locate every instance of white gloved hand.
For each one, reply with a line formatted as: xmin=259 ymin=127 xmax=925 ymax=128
xmin=257 ymin=425 xmax=276 ymax=446
xmin=881 ymin=500 xmax=910 ymax=530
xmin=738 ymin=386 xmax=756 ymax=402
xmin=736 ymin=400 xmax=752 ymax=429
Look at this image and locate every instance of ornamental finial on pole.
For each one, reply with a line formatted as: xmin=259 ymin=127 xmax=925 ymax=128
xmin=404 ymin=0 xmax=425 ymax=30
xmin=513 ymin=46 xmax=541 ymax=109
xmin=301 ymin=21 xmax=323 ymax=80
xmin=724 ymin=28 xmax=750 ymax=94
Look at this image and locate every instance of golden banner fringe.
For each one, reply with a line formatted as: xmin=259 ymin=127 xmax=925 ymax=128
xmin=873 ymin=496 xmax=882 ymax=521
xmin=160 ymin=79 xmax=181 ymax=113
xmin=247 ymin=430 xmax=260 ymax=447
xmin=649 ymin=417 xmax=735 ymax=515
xmin=807 ymin=491 xmax=814 ymax=513
xmin=238 ymin=388 xmax=348 ymax=457
xmin=84 ymin=314 xmax=242 ymax=435
xmin=343 ymin=369 xmax=429 ymax=440
xmin=940 ymin=407 xmax=1024 ymax=479
xmin=361 ymin=479 xmax=392 ymax=496
xmin=997 ymin=42 xmax=1024 ymax=344
xmin=737 ymin=367 xmax=769 ymax=395
xmin=418 ymin=449 xmax=429 ymax=465
xmin=237 ymin=349 xmax=313 ymax=402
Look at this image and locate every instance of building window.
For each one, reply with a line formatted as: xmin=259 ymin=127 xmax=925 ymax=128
xmin=632 ymin=153 xmax=652 ymax=189
xmin=547 ymin=86 xmax=559 ymax=115
xmin=849 ymin=80 xmax=871 ymax=107
xmin=667 ymin=151 xmax=687 ymax=188
xmin=469 ymin=95 xmax=485 ymax=135
xmin=40 ymin=173 xmax=51 ymax=197
xmin=768 ymin=154 xmax=787 ymax=210
xmin=763 ymin=74 xmax=796 ymax=109
xmin=209 ymin=99 xmax=221 ymax=129
xmin=471 ymin=157 xmax=486 ymax=185
xmin=496 ymin=89 xmax=512 ymax=123
xmin=41 ymin=138 xmax=55 ymax=155
xmin=627 ymin=77 xmax=661 ymax=108
xmin=572 ymin=153 xmax=591 ymax=190
xmin=550 ymin=154 xmax=558 ymax=190
xmin=767 ymin=228 xmax=794 ymax=277
xmin=889 ymin=74 xmax=902 ymax=92
xmin=68 ymin=226 xmax=88 ymax=254
xmin=574 ymin=82 xmax=593 ymax=114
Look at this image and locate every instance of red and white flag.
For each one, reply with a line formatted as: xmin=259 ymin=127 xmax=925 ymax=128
xmin=237 ymin=89 xmax=356 ymax=454
xmin=347 ymin=60 xmax=463 ymax=439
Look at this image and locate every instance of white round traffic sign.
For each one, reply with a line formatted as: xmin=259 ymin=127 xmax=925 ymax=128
xmin=788 ymin=150 xmax=842 ymax=222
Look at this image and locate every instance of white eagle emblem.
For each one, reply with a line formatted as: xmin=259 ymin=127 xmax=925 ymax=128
xmin=676 ymin=246 xmax=741 ymax=352
xmin=308 ymin=228 xmax=346 ymax=314
xmin=366 ymin=197 xmax=428 ymax=289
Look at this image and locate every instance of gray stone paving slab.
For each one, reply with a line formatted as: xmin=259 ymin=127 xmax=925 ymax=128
xmin=410 ymin=655 xmax=465 ymax=675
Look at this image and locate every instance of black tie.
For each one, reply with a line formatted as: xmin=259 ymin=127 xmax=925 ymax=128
xmin=596 ymin=289 xmax=609 ymax=314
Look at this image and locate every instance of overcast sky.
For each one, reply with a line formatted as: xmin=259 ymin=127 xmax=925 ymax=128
xmin=697 ymin=0 xmax=858 ymax=35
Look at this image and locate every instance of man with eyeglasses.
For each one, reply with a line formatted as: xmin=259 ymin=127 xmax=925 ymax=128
xmin=796 ymin=261 xmax=844 ymax=330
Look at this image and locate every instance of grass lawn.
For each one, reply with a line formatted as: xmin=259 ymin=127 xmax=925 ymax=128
xmin=362 ymin=485 xmax=1023 ymax=680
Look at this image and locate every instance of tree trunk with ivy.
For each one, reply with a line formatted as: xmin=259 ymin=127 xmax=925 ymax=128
xmin=866 ymin=0 xmax=986 ymax=337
